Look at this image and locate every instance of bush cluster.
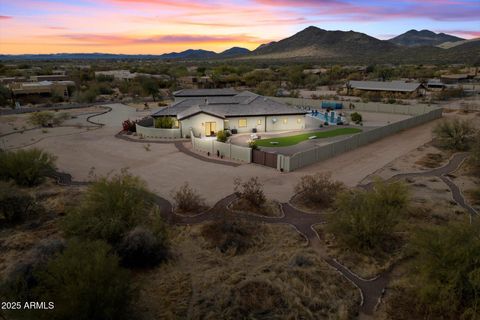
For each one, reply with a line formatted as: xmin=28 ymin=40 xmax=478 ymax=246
xmin=28 ymin=111 xmax=70 ymax=127
xmin=171 ymin=182 xmax=206 ymax=213
xmin=350 ymin=112 xmax=362 ymax=124
xmin=0 ymin=148 xmax=56 ymax=187
xmin=294 ymin=172 xmax=344 ymax=208
xmin=234 ymin=177 xmax=266 ymax=207
xmin=0 ymin=181 xmax=36 ymax=224
xmin=200 ymin=218 xmax=257 ymax=254
xmin=62 ymin=171 xmax=168 ymax=266
xmin=329 ymin=179 xmax=409 ymax=252
xmin=433 ymin=118 xmax=476 ymax=151
xmin=216 ymin=130 xmax=230 ymax=143
xmin=155 ymin=117 xmax=175 ymax=129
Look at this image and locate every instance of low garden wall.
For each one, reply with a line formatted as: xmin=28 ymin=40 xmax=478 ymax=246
xmin=191 ymin=134 xmax=252 ymax=162
xmin=135 ymin=124 xmax=182 ymax=139
xmin=277 ymin=107 xmax=443 ymax=172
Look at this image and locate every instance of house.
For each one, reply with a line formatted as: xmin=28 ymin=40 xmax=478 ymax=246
xmin=30 ymin=75 xmax=69 ymax=82
xmin=426 ymin=79 xmax=446 ymax=90
xmin=177 ymin=75 xmax=213 ymax=89
xmin=9 ymin=81 xmax=75 ymax=98
xmin=440 ymin=74 xmax=474 ymax=84
xmin=345 ymin=80 xmax=426 ymax=97
xmin=152 ymin=89 xmax=307 ymax=138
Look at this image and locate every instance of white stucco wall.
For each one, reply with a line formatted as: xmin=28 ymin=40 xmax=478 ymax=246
xmin=180 ymin=113 xmax=305 ymax=137
xmin=265 ymin=115 xmax=305 ymax=131
xmin=225 ymin=116 xmax=267 ymax=133
xmin=180 ymin=113 xmax=224 ymax=137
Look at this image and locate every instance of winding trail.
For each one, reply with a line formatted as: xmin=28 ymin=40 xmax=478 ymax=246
xmin=50 ymin=151 xmax=477 ymax=316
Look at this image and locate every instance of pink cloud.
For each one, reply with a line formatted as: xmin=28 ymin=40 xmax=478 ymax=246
xmin=57 ymin=33 xmax=265 ymax=45
xmin=0 ymin=15 xmax=13 ymax=20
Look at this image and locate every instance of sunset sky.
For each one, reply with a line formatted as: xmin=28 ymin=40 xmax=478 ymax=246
xmin=0 ymin=0 xmax=479 ymax=54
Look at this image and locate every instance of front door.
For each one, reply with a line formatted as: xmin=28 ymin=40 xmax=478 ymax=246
xmin=205 ymin=122 xmax=216 ymax=136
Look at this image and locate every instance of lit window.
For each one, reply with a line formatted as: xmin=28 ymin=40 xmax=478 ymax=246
xmin=283 ymin=118 xmax=288 ymax=124
xmin=238 ymin=119 xmax=247 ymax=127
xmin=297 ymin=118 xmax=302 ymax=124
xmin=174 ymin=120 xmax=179 ymax=128
xmin=257 ymin=119 xmax=262 ymax=125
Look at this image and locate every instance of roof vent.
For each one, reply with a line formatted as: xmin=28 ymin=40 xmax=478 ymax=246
xmin=205 ymin=98 xmax=208 ymax=105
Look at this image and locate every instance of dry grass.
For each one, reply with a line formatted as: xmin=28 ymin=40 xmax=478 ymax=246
xmin=229 ymin=198 xmax=283 ymax=217
xmin=136 ymin=223 xmax=359 ymax=319
xmin=415 ymin=152 xmax=446 ymax=168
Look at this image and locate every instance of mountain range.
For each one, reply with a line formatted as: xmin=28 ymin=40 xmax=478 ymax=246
xmin=0 ymin=27 xmax=478 ymax=64
xmin=388 ymin=29 xmax=464 ymax=47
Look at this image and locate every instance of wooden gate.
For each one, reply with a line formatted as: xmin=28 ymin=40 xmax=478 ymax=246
xmin=252 ymin=150 xmax=277 ymax=169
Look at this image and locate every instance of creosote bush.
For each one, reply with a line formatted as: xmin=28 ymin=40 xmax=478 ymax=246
xmin=294 ymin=172 xmax=344 ymax=208
xmin=396 ymin=222 xmax=480 ymax=319
xmin=35 ymin=240 xmax=135 ymax=320
xmin=171 ymin=182 xmax=206 ymax=213
xmin=28 ymin=111 xmax=70 ymax=127
xmin=0 ymin=148 xmax=56 ymax=187
xmin=62 ymin=171 xmax=168 ymax=268
xmin=234 ymin=177 xmax=266 ymax=207
xmin=433 ymin=118 xmax=476 ymax=151
xmin=117 ymin=225 xmax=168 ymax=268
xmin=0 ymin=181 xmax=36 ymax=224
xmin=329 ymin=179 xmax=409 ymax=253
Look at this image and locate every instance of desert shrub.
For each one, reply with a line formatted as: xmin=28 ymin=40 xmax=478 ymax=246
xmin=0 ymin=148 xmax=56 ymax=187
xmin=230 ymin=280 xmax=286 ymax=317
xmin=1 ymin=239 xmax=65 ymax=303
xmin=28 ymin=111 xmax=55 ymax=127
xmin=294 ymin=172 xmax=344 ymax=208
xmin=350 ymin=112 xmax=362 ymax=124
xmin=200 ymin=218 xmax=257 ymax=254
xmin=0 ymin=181 xmax=36 ymax=224
xmin=329 ymin=179 xmax=408 ymax=252
xmin=433 ymin=118 xmax=475 ymax=151
xmin=52 ymin=112 xmax=70 ymax=126
xmin=62 ymin=171 xmax=155 ymax=244
xmin=234 ymin=177 xmax=266 ymax=207
xmin=122 ymin=119 xmax=137 ymax=132
xmin=216 ymin=130 xmax=228 ymax=142
xmin=155 ymin=117 xmax=175 ymax=129
xmin=469 ymin=131 xmax=480 ymax=175
xmin=34 ymin=240 xmax=135 ymax=320
xmin=404 ymin=222 xmax=480 ymax=319
xmin=171 ymin=182 xmax=206 ymax=213
xmin=117 ymin=225 xmax=168 ymax=268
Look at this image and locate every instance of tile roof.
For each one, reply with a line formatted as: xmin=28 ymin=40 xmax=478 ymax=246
xmin=153 ymin=91 xmax=306 ymax=119
xmin=348 ymin=80 xmax=423 ymax=92
xmin=173 ymin=88 xmax=239 ymax=97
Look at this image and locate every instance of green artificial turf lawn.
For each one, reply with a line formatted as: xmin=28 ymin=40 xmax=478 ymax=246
xmin=255 ymin=128 xmax=362 ymax=147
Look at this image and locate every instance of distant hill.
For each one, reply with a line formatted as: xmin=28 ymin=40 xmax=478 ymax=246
xmin=389 ymin=29 xmax=464 ymax=47
xmin=0 ymin=47 xmax=250 ymax=61
xmin=251 ymin=26 xmax=397 ymax=59
xmin=437 ymin=38 xmax=480 ymax=49
xmin=218 ymin=47 xmax=250 ymax=57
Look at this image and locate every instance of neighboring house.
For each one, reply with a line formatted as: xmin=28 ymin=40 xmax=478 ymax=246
xmin=95 ymin=70 xmax=171 ymax=81
xmin=9 ymin=81 xmax=75 ymax=98
xmin=152 ymin=89 xmax=307 ymax=138
xmin=177 ymin=75 xmax=213 ymax=89
xmin=440 ymin=74 xmax=475 ymax=84
xmin=426 ymin=79 xmax=446 ymax=90
xmin=30 ymin=75 xmax=69 ymax=82
xmin=345 ymin=80 xmax=426 ymax=97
